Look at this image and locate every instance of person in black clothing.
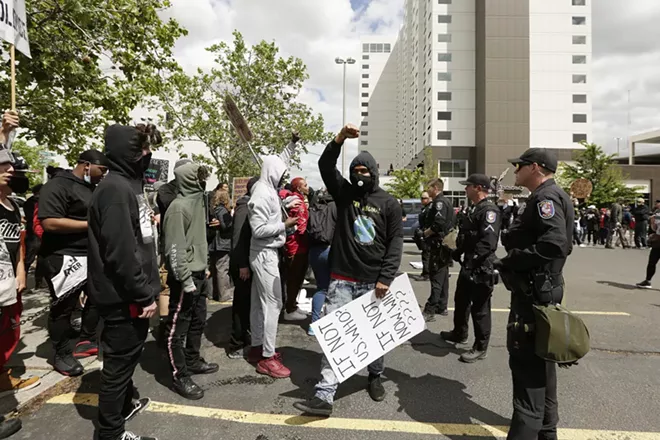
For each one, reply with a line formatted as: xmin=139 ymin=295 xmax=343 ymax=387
xmin=413 ymin=191 xmax=432 ymax=281
xmin=495 ymin=148 xmax=574 ymax=440
xmin=23 ymin=184 xmax=42 ymax=287
xmin=422 ymin=178 xmax=455 ymax=322
xmin=209 ymin=189 xmax=234 ymax=302
xmin=88 ymin=124 xmax=161 ymax=440
xmin=636 ymin=200 xmax=660 ymax=289
xmin=294 ymin=123 xmax=403 ymax=416
xmin=227 ymin=176 xmax=259 ymax=359
xmin=633 ymin=198 xmax=650 ymax=248
xmin=39 ymin=150 xmax=109 ymax=376
xmin=155 ymin=158 xmax=193 ymax=218
xmin=441 ymin=174 xmax=501 ymax=363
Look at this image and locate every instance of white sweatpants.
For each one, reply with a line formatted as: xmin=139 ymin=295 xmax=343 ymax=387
xmin=249 ymin=248 xmax=283 ymax=358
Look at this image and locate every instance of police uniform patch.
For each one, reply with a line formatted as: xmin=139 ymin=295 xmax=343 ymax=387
xmin=486 ymin=211 xmax=497 ymax=223
xmin=435 ymin=201 xmax=443 ymax=210
xmin=538 ymin=200 xmax=555 ymax=219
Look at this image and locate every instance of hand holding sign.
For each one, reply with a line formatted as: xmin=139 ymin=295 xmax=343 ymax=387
xmin=0 ymin=111 xmax=18 ymax=144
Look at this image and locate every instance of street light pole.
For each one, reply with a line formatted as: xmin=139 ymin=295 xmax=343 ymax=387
xmin=615 ymin=137 xmax=621 ymax=156
xmin=335 ymin=57 xmax=355 ymax=176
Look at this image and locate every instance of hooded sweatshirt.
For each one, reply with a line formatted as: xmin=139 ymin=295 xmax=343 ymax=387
xmin=248 ymin=155 xmax=288 ymax=252
xmin=278 ymin=188 xmax=309 ymax=256
xmin=87 ymin=124 xmax=159 ymax=312
xmin=318 ymin=140 xmax=404 ymax=286
xmin=163 ymin=163 xmax=208 ymax=292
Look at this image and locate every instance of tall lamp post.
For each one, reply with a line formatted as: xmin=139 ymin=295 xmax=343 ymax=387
xmin=615 ymin=137 xmax=622 ymax=157
xmin=335 ymin=57 xmax=356 ymax=175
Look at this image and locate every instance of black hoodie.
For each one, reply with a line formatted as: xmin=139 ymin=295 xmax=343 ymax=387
xmin=87 ymin=125 xmax=159 ymax=314
xmin=318 ymin=140 xmax=403 ymax=286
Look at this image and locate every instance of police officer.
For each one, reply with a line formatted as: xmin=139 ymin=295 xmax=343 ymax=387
xmin=414 ymin=191 xmax=432 ymax=281
xmin=440 ymin=174 xmax=500 ymax=363
xmin=422 ymin=178 xmax=455 ymax=322
xmin=495 ymin=148 xmax=574 ymax=440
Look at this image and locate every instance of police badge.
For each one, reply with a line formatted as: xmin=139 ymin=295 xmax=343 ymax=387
xmin=486 ymin=211 xmax=497 ymax=223
xmin=538 ymin=200 xmax=555 ymax=219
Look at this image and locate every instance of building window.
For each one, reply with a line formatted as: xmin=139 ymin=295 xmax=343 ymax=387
xmin=362 ymin=83 xmax=369 ymax=88
xmin=573 ymin=35 xmax=587 ymax=44
xmin=572 ymin=55 xmax=587 ymax=64
xmin=573 ymin=133 xmax=587 ymax=143
xmin=439 ymin=160 xmax=467 ymax=178
xmin=360 ymin=140 xmax=368 ymax=146
xmin=573 ymin=94 xmax=587 ymax=103
xmin=438 ymin=15 xmax=452 ymax=24
xmin=437 ymin=91 xmax=452 ymax=101
xmin=572 ymin=16 xmax=586 ymax=25
xmin=438 ymin=0 xmax=451 ymax=3
xmin=362 ymin=73 xmax=369 ymax=78
xmin=572 ymin=0 xmax=586 ymax=5
xmin=362 ymin=121 xmax=368 ymax=126
xmin=384 ymin=43 xmax=391 ymax=52
xmin=572 ymin=74 xmax=587 ymax=84
xmin=361 ymin=92 xmax=369 ymax=97
xmin=573 ymin=114 xmax=587 ymax=123
xmin=362 ymin=43 xmax=369 ymax=52
xmin=437 ymin=111 xmax=452 ymax=120
xmin=361 ymin=131 xmax=368 ymax=136
xmin=362 ymin=54 xmax=369 ymax=60
xmin=362 ymin=64 xmax=369 ymax=69
xmin=361 ymin=103 xmax=368 ymax=107
xmin=437 ymin=131 xmax=452 ymax=140
xmin=361 ymin=112 xmax=368 ymax=117
xmin=437 ymin=53 xmax=452 ymax=62
xmin=438 ymin=34 xmax=452 ymax=43
xmin=438 ymin=72 xmax=452 ymax=81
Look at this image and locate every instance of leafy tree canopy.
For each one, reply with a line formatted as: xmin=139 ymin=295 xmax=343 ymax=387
xmin=12 ymin=139 xmax=57 ymax=188
xmin=385 ymin=168 xmax=426 ymax=200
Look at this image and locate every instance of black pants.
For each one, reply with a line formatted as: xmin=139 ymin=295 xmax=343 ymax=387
xmin=426 ymin=263 xmax=449 ymax=313
xmin=635 ymin=222 xmax=648 ymax=248
xmin=507 ymin=350 xmax=558 ymax=440
xmin=230 ymin=268 xmax=251 ymax=348
xmin=452 ymin=270 xmax=493 ymax=351
xmin=646 ymin=247 xmax=660 ymax=281
xmin=98 ymin=311 xmax=149 ymax=440
xmin=165 ymin=274 xmax=208 ymax=379
xmin=587 ymin=229 xmax=597 ymax=245
xmin=24 ymin=234 xmax=40 ymax=275
xmin=421 ymin=247 xmax=430 ymax=277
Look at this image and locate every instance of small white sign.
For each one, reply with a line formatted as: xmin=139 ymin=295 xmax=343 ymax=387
xmin=310 ymin=274 xmax=426 ymax=383
xmin=0 ymin=0 xmax=31 ymax=58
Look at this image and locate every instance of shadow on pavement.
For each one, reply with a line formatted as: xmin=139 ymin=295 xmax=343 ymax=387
xmin=409 ymin=330 xmax=467 ymax=359
xmin=72 ymin=369 xmax=101 ymax=436
xmin=204 ymin=306 xmax=233 ymax=348
xmin=139 ymin=340 xmax=172 ymax=391
xmin=596 ymin=280 xmax=657 ymax=291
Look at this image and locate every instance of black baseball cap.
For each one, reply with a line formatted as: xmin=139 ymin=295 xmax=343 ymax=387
xmin=459 ymin=173 xmax=492 ymax=190
xmin=78 ymin=149 xmax=110 ymax=167
xmin=508 ymin=148 xmax=558 ymax=173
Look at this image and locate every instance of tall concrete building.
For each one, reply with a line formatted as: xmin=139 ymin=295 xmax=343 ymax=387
xmin=360 ymin=0 xmax=593 ymax=206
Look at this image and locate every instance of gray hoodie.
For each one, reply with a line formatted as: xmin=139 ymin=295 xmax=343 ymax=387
xmin=248 ymin=154 xmax=288 ymax=252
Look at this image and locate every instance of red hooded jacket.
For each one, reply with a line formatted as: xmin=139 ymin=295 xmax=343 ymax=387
xmin=278 ymin=189 xmax=309 ymax=256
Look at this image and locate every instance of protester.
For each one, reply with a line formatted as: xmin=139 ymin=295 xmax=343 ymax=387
xmin=636 ymin=200 xmax=660 ymax=289
xmin=305 ymin=190 xmax=336 ymax=336
xmin=209 ymin=189 xmax=234 ymax=302
xmin=247 ymin=150 xmax=299 ymax=379
xmin=294 ymin=123 xmax=403 ymax=416
xmin=38 ymin=150 xmax=109 ymax=376
xmin=227 ymin=176 xmax=259 ymax=359
xmin=279 ymin=177 xmax=310 ymax=321
xmin=633 ymin=199 xmax=650 ymax=249
xmin=88 ymin=124 xmax=160 ymax=440
xmin=585 ymin=205 xmax=599 ymax=246
xmin=0 ymin=111 xmax=40 ymax=439
xmin=22 ymin=184 xmax=42 ymax=287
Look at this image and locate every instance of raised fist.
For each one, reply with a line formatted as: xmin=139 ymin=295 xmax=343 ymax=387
xmin=336 ymin=124 xmax=359 ymax=144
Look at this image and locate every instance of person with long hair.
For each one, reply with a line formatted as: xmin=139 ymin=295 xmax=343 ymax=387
xmin=209 ymin=189 xmax=234 ymax=302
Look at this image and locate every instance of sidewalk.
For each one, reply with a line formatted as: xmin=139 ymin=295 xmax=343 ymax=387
xmin=0 ymin=288 xmax=102 ymax=415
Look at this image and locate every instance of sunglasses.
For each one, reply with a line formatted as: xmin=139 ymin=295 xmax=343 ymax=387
xmin=514 ymin=162 xmax=534 ymax=171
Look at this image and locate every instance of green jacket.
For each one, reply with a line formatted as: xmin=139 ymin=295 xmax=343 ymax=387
xmin=163 ymin=163 xmax=208 ymax=292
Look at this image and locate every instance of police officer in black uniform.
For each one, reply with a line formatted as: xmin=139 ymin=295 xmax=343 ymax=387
xmin=441 ymin=174 xmax=500 ymax=363
xmin=414 ymin=191 xmax=432 ymax=281
xmin=495 ymin=148 xmax=574 ymax=440
xmin=422 ymin=178 xmax=455 ymax=322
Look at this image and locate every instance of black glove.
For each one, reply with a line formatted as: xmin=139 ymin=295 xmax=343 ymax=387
xmin=451 ymin=249 xmax=462 ymax=263
xmin=492 ymin=257 xmax=504 ymax=271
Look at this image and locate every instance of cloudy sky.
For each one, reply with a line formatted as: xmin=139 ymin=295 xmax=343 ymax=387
xmin=153 ymin=0 xmax=660 ymax=188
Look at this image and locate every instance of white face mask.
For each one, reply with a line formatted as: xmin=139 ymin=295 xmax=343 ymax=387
xmin=84 ymin=172 xmax=91 ymax=184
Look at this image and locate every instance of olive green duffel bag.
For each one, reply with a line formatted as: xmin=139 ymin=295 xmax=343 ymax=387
xmin=532 ymin=303 xmax=591 ymax=364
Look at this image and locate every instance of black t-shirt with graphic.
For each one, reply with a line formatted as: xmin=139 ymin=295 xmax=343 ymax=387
xmin=0 ymin=199 xmax=22 ymax=272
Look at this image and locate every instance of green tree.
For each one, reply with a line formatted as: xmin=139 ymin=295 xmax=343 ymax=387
xmin=0 ymin=0 xmax=186 ymax=164
xmin=385 ymin=168 xmax=426 ymax=200
xmin=160 ymin=30 xmax=331 ymax=181
xmin=423 ymin=147 xmax=438 ymax=178
xmin=559 ymin=142 xmax=641 ymax=206
xmin=11 ymin=140 xmax=58 ymax=188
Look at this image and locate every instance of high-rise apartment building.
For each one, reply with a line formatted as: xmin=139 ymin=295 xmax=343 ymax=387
xmin=360 ymin=0 xmax=592 ymax=205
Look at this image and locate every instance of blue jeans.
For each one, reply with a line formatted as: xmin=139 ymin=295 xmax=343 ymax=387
xmin=315 ymin=278 xmax=384 ymax=404
xmin=308 ymin=245 xmax=330 ymax=323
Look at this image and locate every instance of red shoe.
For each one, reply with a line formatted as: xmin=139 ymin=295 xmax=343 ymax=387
xmin=73 ymin=341 xmax=99 ymax=359
xmin=256 ymin=353 xmax=291 ymax=379
xmin=247 ymin=346 xmax=263 ymax=364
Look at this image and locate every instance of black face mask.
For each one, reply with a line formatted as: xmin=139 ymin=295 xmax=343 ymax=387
xmin=350 ymin=172 xmax=374 ymax=193
xmin=8 ymin=174 xmax=29 ymax=194
xmin=140 ymin=153 xmax=153 ymax=173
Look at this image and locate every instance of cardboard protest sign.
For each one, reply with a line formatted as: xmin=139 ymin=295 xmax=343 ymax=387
xmin=144 ymin=158 xmax=170 ymax=190
xmin=232 ymin=177 xmax=251 ymax=206
xmin=0 ymin=0 xmax=30 ymax=58
xmin=310 ymin=274 xmax=425 ymax=383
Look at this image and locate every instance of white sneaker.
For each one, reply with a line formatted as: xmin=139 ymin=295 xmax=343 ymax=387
xmin=579 ymin=244 xmax=586 ymax=247
xmin=283 ymin=309 xmax=309 ymax=321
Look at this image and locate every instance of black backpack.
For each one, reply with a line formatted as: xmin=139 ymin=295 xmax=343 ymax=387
xmin=308 ymin=199 xmax=336 ymax=246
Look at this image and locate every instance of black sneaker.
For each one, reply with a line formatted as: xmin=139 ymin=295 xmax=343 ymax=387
xmin=636 ymin=280 xmax=652 ymax=289
xmin=422 ymin=311 xmax=436 ymax=322
xmin=124 ymin=397 xmax=151 ymax=422
xmin=459 ymin=349 xmax=488 ymax=363
xmin=54 ymin=353 xmax=84 ymax=377
xmin=367 ymin=374 xmax=386 ymax=402
xmin=293 ymin=397 xmax=333 ymax=417
xmin=0 ymin=417 xmax=21 ymax=439
xmin=173 ymin=376 xmax=204 ymax=400
xmin=440 ymin=331 xmax=468 ymax=344
xmin=187 ymin=359 xmax=219 ymax=375
xmin=118 ymin=432 xmax=158 ymax=440
xmin=226 ymin=347 xmax=245 ymax=360
xmin=439 ymin=309 xmax=449 ymax=316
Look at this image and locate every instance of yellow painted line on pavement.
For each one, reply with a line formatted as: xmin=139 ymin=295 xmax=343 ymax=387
xmin=47 ymin=393 xmax=660 ymax=439
xmin=475 ymin=308 xmax=630 ymax=317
